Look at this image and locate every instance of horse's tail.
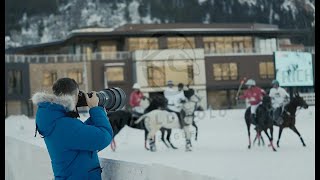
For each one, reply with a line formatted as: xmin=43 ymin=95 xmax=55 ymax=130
xmin=135 ymin=114 xmax=148 ymax=124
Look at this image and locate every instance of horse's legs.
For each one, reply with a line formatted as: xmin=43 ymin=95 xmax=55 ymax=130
xmin=267 ymin=127 xmax=274 ymax=148
xmin=257 ymin=131 xmax=261 ymax=146
xmin=192 ymin=120 xmax=198 ymax=141
xmin=184 ymin=126 xmax=192 ymax=151
xmin=160 ymin=129 xmax=170 ymax=148
xmin=147 ymin=130 xmax=158 ymax=152
xmin=144 ymin=130 xmax=150 ymax=151
xmin=247 ymin=121 xmax=251 ymax=149
xmin=166 ymin=129 xmax=178 ymax=149
xmin=257 ymin=131 xmax=264 ymax=147
xmin=269 ymin=127 xmax=274 ymax=145
xmin=289 ymin=126 xmax=306 ymax=147
xmin=257 ymin=132 xmax=265 ymax=147
xmin=110 ymin=138 xmax=116 ymax=152
xmin=277 ymin=127 xmax=283 ymax=147
xmin=252 ymin=130 xmax=259 ymax=146
xmin=260 ymin=133 xmax=265 ymax=146
xmin=263 ymin=129 xmax=276 ymax=151
xmin=114 ymin=139 xmax=117 ymax=149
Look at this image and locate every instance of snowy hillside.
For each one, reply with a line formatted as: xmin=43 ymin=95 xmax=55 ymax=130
xmin=5 ymin=107 xmax=315 ymax=180
xmin=5 ymin=0 xmax=315 ymax=48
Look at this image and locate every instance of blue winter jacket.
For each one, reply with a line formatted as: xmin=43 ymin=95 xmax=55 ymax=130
xmin=32 ymin=92 xmax=113 ymax=180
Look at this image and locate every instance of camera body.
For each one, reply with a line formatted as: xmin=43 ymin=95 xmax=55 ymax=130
xmin=76 ymin=87 xmax=126 ymax=111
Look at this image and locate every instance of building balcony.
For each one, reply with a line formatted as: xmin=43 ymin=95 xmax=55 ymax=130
xmin=5 ymin=46 xmax=314 ymax=63
xmin=5 ymin=51 xmax=132 ymax=63
xmin=204 ymin=46 xmax=315 ymax=56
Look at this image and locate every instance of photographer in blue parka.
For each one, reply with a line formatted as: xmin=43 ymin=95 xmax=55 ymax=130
xmin=32 ymin=77 xmax=113 ymax=180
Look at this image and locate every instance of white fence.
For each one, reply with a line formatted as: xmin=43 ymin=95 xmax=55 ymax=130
xmin=300 ymin=93 xmax=315 ymax=105
xmin=204 ymin=46 xmax=315 ymax=56
xmin=5 ymin=136 xmax=217 ymax=180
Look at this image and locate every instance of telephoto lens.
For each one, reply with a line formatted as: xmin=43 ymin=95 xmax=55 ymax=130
xmin=76 ymin=87 xmax=126 ymax=111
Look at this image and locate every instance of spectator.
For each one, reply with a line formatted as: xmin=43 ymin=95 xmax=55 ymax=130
xmin=32 ymin=77 xmax=113 ymax=180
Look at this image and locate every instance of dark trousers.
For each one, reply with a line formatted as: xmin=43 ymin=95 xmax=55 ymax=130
xmin=273 ymin=107 xmax=282 ymax=121
xmin=165 ymin=108 xmax=185 ymax=128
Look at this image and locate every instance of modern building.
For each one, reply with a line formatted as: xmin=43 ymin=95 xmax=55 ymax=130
xmin=5 ymin=23 xmax=315 ymax=116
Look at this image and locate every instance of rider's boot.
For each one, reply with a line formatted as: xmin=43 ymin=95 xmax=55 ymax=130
xmin=275 ymin=107 xmax=284 ymax=125
xmin=185 ymin=139 xmax=192 ymax=152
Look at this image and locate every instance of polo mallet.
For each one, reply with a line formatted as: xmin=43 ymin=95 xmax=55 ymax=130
xmin=236 ymin=77 xmax=247 ymax=100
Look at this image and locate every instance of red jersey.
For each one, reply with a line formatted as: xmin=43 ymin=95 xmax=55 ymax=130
xmin=129 ymin=91 xmax=144 ymax=107
xmin=239 ymin=86 xmax=266 ymax=105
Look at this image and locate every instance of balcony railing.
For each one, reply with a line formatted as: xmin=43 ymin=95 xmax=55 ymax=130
xmin=204 ymin=46 xmax=315 ymax=56
xmin=5 ymin=51 xmax=132 ymax=63
xmin=5 ymin=46 xmax=314 ymax=63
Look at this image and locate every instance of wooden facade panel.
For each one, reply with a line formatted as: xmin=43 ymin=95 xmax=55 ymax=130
xmin=91 ymin=59 xmax=133 ymax=107
xmin=29 ymin=62 xmax=89 ymax=95
xmin=5 ymin=63 xmax=30 ymax=100
xmin=205 ymin=55 xmax=274 ymax=89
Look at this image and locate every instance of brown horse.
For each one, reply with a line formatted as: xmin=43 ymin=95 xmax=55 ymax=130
xmin=245 ymin=95 xmax=276 ymax=151
xmin=275 ymin=92 xmax=309 ymax=147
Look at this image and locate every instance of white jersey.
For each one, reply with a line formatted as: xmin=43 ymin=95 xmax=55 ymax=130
xmin=269 ymin=87 xmax=290 ymax=108
xmin=164 ymin=87 xmax=186 ymax=112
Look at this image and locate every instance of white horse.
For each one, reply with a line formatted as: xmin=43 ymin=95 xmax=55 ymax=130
xmin=135 ymin=94 xmax=201 ymax=152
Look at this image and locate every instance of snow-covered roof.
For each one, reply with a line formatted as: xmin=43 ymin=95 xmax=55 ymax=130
xmin=143 ymin=28 xmax=279 ymax=32
xmin=70 ymin=27 xmax=114 ymax=33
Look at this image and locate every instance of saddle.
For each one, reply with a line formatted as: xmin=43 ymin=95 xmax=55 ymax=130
xmin=271 ymin=107 xmax=284 ymax=125
xmin=132 ymin=111 xmax=144 ymax=118
xmin=165 ymin=108 xmax=187 ymax=128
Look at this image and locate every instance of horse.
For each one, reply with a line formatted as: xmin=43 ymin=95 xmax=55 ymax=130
xmin=107 ymin=95 xmax=169 ymax=151
xmin=245 ymin=95 xmax=277 ymax=151
xmin=153 ymin=88 xmax=201 ymax=147
xmin=274 ymin=92 xmax=309 ymax=147
xmin=135 ymin=94 xmax=201 ymax=152
xmin=107 ymin=110 xmax=132 ymax=151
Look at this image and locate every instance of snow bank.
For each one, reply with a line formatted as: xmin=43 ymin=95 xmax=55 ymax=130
xmin=5 ymin=107 xmax=315 ymax=180
xmin=5 ymin=115 xmax=219 ymax=180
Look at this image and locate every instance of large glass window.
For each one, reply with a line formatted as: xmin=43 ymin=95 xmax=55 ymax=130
xmin=213 ymin=63 xmax=238 ymax=80
xmin=43 ymin=71 xmax=58 ymax=86
xmin=67 ymin=70 xmax=83 ymax=84
xmin=147 ymin=61 xmax=194 ymax=87
xmin=8 ymin=70 xmax=22 ymax=95
xmin=167 ymin=37 xmax=195 ymax=49
xmin=99 ymin=41 xmax=117 ymax=59
xmin=207 ymin=90 xmax=228 ymax=109
xmin=147 ymin=63 xmax=165 ymax=87
xmin=105 ymin=67 xmax=124 ymax=82
xmin=203 ymin=36 xmax=253 ymax=53
xmin=207 ymin=90 xmax=240 ymax=109
xmin=128 ymin=38 xmax=159 ymax=51
xmin=259 ymin=62 xmax=274 ymax=79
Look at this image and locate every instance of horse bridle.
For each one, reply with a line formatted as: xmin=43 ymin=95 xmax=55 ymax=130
xmin=282 ymin=100 xmax=303 ymax=119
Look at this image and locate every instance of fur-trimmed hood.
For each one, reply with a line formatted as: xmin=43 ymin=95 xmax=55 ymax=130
xmin=31 ymin=92 xmax=77 ymax=111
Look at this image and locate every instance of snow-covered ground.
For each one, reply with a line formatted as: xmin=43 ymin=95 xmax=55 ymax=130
xmin=5 ymin=107 xmax=315 ymax=180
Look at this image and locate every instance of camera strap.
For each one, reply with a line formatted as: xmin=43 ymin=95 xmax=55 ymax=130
xmin=34 ymin=124 xmax=44 ymax=138
xmin=65 ymin=107 xmax=80 ymax=118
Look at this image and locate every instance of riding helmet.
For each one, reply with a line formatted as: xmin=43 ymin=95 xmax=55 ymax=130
xmin=245 ymin=79 xmax=256 ymax=86
xmin=271 ymin=79 xmax=279 ymax=86
xmin=132 ymin=83 xmax=141 ymax=89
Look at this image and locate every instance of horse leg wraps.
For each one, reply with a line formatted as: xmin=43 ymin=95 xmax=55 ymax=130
xmin=185 ymin=139 xmax=192 ymax=151
xmin=149 ymin=139 xmax=156 ymax=152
